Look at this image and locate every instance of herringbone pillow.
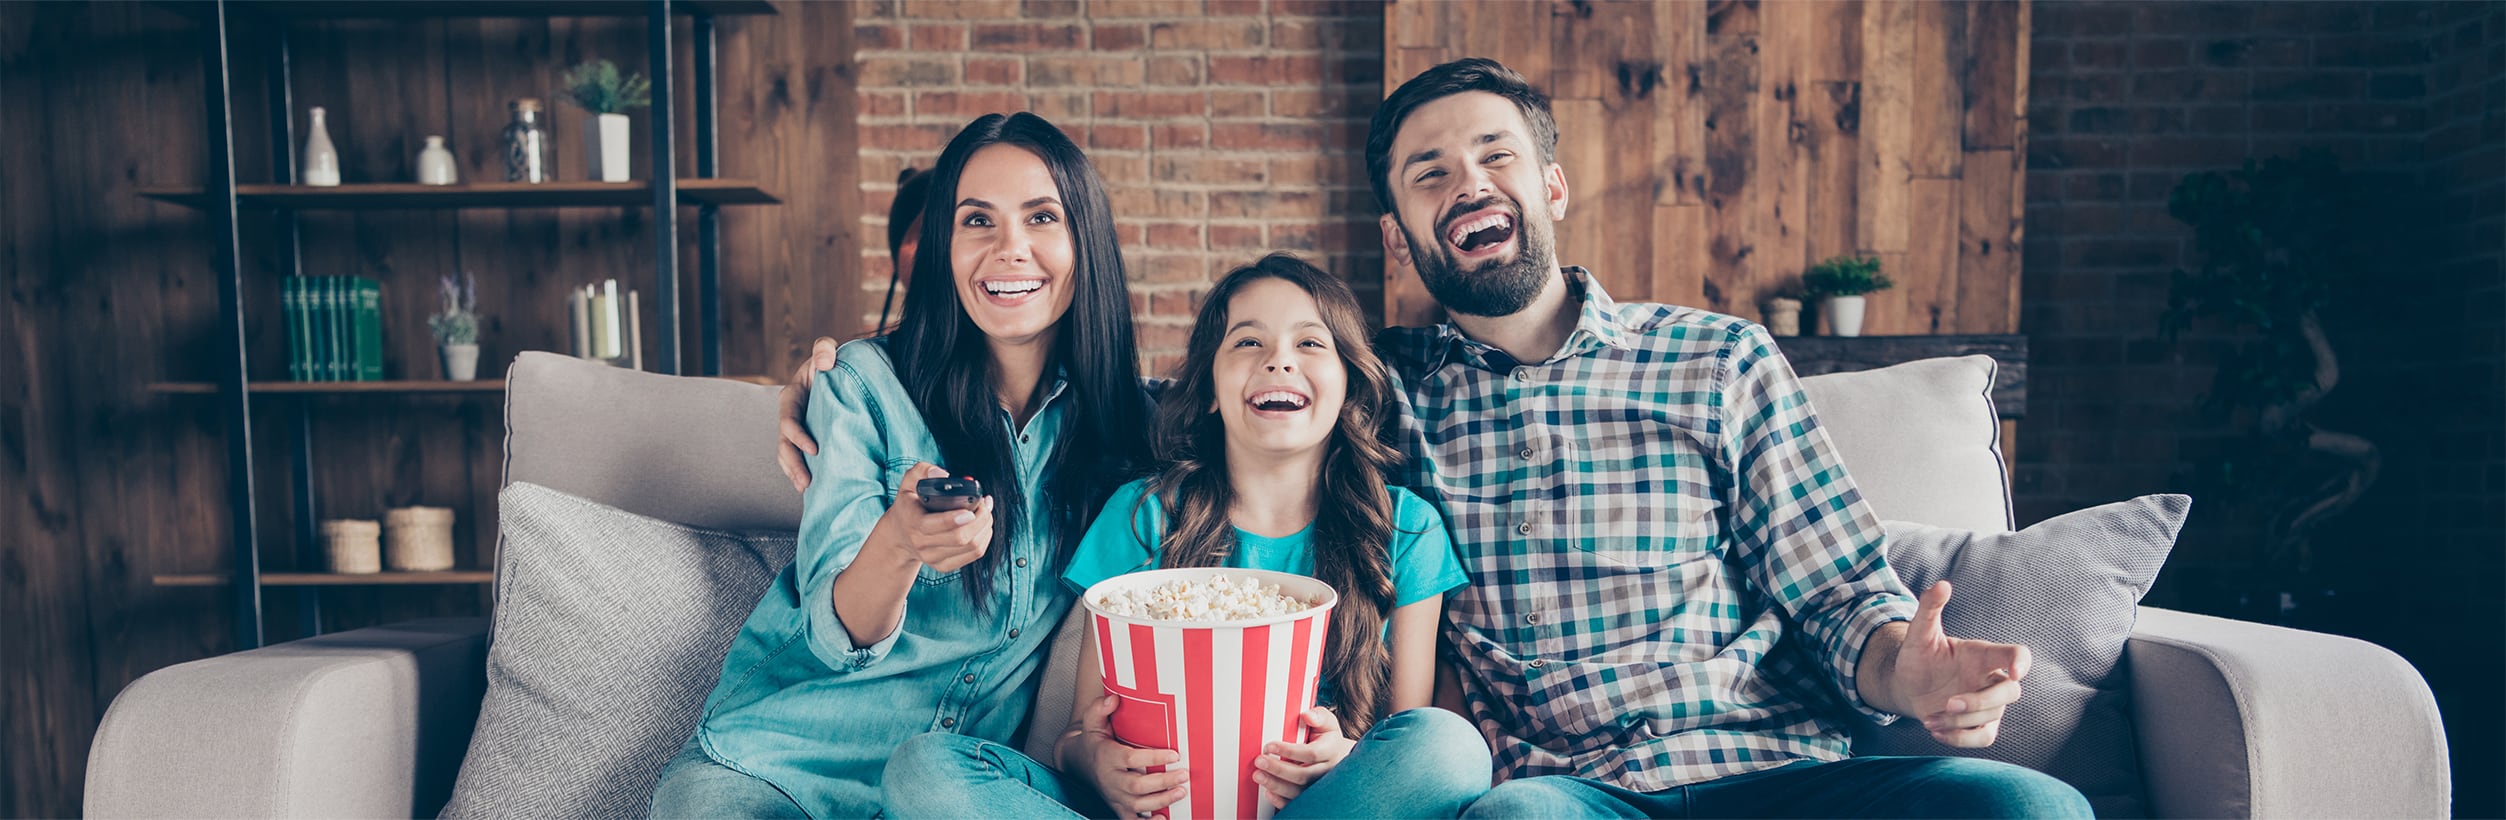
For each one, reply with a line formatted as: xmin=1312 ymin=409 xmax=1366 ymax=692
xmin=441 ymin=482 xmax=796 ymax=819
xmin=1853 ymin=494 xmax=2189 ymax=818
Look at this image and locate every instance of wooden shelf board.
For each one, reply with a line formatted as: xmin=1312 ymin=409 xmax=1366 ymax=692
xmin=154 ymin=570 xmax=496 ymax=587
xmin=150 ymin=374 xmax=778 ymax=395
xmin=221 ymin=1 xmax=778 ymax=19
xmin=151 ymin=379 xmax=511 ymax=395
xmin=140 ymin=179 xmax=779 ymax=210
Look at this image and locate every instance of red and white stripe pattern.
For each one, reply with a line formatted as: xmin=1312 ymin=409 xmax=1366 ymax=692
xmin=1087 ymin=570 xmax=1336 ymax=820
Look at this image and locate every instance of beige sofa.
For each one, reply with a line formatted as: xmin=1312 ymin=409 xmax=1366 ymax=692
xmin=85 ymin=351 xmax=2451 ymax=817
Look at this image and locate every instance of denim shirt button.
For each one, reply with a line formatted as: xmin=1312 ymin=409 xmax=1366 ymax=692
xmin=962 ymin=673 xmax=976 ymax=684
xmin=1008 ymin=628 xmax=1021 ymax=639
xmin=1016 ymin=557 xmax=1029 ymax=568
xmin=941 ymin=717 xmax=956 ymax=729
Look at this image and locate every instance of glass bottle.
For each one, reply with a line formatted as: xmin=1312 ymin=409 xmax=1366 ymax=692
xmin=501 ymin=98 xmax=552 ymax=183
xmin=302 ymin=106 xmax=341 ymax=187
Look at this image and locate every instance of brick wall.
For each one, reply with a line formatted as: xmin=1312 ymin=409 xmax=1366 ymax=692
xmin=2027 ymin=3 xmax=2501 ymax=813
xmin=852 ymin=0 xmax=1385 ymax=376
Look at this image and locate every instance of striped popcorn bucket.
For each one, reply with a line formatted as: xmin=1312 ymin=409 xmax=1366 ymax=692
xmin=1081 ymin=568 xmax=1338 ymax=820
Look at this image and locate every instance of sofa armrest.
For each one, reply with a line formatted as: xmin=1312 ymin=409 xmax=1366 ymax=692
xmin=86 ymin=618 xmax=489 ymax=818
xmin=2127 ymin=607 xmax=2449 ymax=818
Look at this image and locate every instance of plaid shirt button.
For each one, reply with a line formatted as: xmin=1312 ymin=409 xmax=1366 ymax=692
xmin=1525 ymin=613 xmax=1540 ymax=625
xmin=1519 ymin=447 xmax=1535 ymax=460
xmin=1515 ymin=520 xmax=1532 ymax=535
xmin=1529 ymin=658 xmax=1546 ymax=668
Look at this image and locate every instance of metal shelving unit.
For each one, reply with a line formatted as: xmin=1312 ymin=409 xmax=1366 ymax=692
xmin=166 ymin=0 xmax=779 ymax=649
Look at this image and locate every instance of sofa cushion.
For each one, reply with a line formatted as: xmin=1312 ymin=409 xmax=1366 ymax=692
xmin=502 ymin=351 xmax=801 ymax=532
xmin=441 ymin=482 xmax=795 ymax=819
xmin=1853 ymin=493 xmax=2190 ymax=817
xmin=1798 ymin=355 xmax=2013 ymax=532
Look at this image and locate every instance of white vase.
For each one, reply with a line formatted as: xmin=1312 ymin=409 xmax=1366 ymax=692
xmin=1826 ymin=295 xmax=1868 ymax=337
xmin=303 ymin=106 xmax=341 ymax=187
xmin=416 ymin=135 xmax=458 ymax=185
xmin=440 ymin=343 xmax=480 ymax=381
xmin=586 ymin=113 xmax=632 ymax=182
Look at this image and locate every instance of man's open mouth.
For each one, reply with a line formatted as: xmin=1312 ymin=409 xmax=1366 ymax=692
xmin=1445 ymin=210 xmax=1517 ymax=256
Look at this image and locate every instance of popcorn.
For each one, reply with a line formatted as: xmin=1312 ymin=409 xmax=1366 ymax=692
xmin=1091 ymin=573 xmax=1314 ymax=623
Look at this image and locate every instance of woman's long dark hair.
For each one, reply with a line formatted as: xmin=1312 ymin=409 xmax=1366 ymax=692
xmin=1143 ymin=253 xmax=1406 ymax=737
xmin=890 ymin=113 xmax=1151 ymax=609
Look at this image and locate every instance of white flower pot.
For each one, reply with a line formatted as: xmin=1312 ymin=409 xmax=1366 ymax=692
xmin=1826 ymin=295 xmax=1868 ymax=337
xmin=586 ymin=113 xmax=632 ymax=183
xmin=440 ymin=343 xmax=480 ymax=381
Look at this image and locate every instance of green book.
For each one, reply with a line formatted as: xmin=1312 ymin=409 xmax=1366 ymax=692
xmin=283 ymin=277 xmax=304 ymax=381
xmin=358 ymin=278 xmax=384 ymax=381
xmin=331 ymin=277 xmax=350 ymax=381
xmin=309 ymin=277 xmax=330 ymax=381
xmin=323 ymin=277 xmax=344 ymax=381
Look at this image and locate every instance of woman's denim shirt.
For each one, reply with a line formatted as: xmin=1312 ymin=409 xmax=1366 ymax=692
xmin=693 ymin=338 xmax=1074 ymax=816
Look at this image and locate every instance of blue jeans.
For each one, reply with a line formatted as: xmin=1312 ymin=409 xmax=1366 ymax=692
xmin=1462 ymin=757 xmax=2093 ymax=819
xmin=649 ymin=737 xmax=815 ymax=819
xmin=885 ymin=707 xmax=1493 ymax=819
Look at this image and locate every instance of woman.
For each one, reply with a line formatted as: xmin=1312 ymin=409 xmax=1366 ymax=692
xmin=649 ymin=112 xmax=1153 ymax=818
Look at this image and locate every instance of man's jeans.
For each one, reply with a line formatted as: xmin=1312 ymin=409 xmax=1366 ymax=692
xmin=884 ymin=707 xmax=1493 ymax=819
xmin=1463 ymin=756 xmax=2094 ymax=819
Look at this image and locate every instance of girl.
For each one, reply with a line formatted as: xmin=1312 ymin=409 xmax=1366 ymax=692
xmin=649 ymin=112 xmax=1154 ymax=818
xmin=887 ymin=254 xmax=1493 ymax=819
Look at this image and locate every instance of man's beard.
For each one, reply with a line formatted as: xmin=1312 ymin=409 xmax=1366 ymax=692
xmin=1404 ymin=200 xmax=1555 ymax=318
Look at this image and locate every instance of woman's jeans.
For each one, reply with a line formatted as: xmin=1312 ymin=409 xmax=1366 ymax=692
xmin=649 ymin=737 xmax=813 ymax=819
xmin=883 ymin=707 xmax=1493 ymax=819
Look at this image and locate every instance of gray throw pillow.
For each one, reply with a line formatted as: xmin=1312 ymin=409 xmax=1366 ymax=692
xmin=442 ymin=482 xmax=796 ymax=819
xmin=1852 ymin=494 xmax=2190 ymax=818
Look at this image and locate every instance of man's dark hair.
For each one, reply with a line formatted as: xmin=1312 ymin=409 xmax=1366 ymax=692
xmin=877 ymin=166 xmax=934 ymax=332
xmin=886 ymin=166 xmax=931 ymax=257
xmin=1365 ymin=57 xmax=1559 ymax=215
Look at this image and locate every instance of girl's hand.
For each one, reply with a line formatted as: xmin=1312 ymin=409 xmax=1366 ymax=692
xmin=1074 ymin=694 xmax=1191 ymax=817
xmin=880 ymin=463 xmax=994 ymax=572
xmin=1248 ymin=707 xmax=1357 ymax=809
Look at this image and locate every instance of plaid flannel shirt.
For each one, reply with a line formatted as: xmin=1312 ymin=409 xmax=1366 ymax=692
xmin=1380 ymin=269 xmax=1918 ymax=792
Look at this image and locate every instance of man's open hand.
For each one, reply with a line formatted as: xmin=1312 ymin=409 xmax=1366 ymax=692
xmin=1877 ymin=581 xmax=2030 ymax=747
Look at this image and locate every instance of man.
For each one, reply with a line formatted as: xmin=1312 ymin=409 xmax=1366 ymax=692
xmin=779 ymin=57 xmax=2089 ymax=818
xmin=1355 ymin=58 xmax=2085 ymax=818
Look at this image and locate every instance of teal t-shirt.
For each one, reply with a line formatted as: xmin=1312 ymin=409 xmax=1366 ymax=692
xmin=1063 ymin=477 xmax=1469 ymax=631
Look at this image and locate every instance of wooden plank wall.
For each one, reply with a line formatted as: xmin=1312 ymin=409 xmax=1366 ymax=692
xmin=0 ymin=3 xmax=857 ymax=815
xmin=1383 ymin=0 xmax=2028 ymax=336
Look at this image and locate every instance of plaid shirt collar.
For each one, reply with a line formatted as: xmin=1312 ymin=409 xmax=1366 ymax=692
xmin=1402 ymin=267 xmax=1634 ymax=373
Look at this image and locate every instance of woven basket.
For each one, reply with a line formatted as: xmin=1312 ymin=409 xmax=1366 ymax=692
xmin=384 ymin=506 xmax=457 ymax=572
xmin=321 ymin=519 xmax=382 ymax=574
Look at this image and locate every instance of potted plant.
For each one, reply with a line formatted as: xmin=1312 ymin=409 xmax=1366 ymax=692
xmin=1802 ymin=255 xmax=1892 ymax=337
xmin=2161 ymin=151 xmax=2406 ymax=623
xmin=561 ymin=59 xmax=651 ymax=183
xmin=429 ymin=272 xmax=481 ymax=381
